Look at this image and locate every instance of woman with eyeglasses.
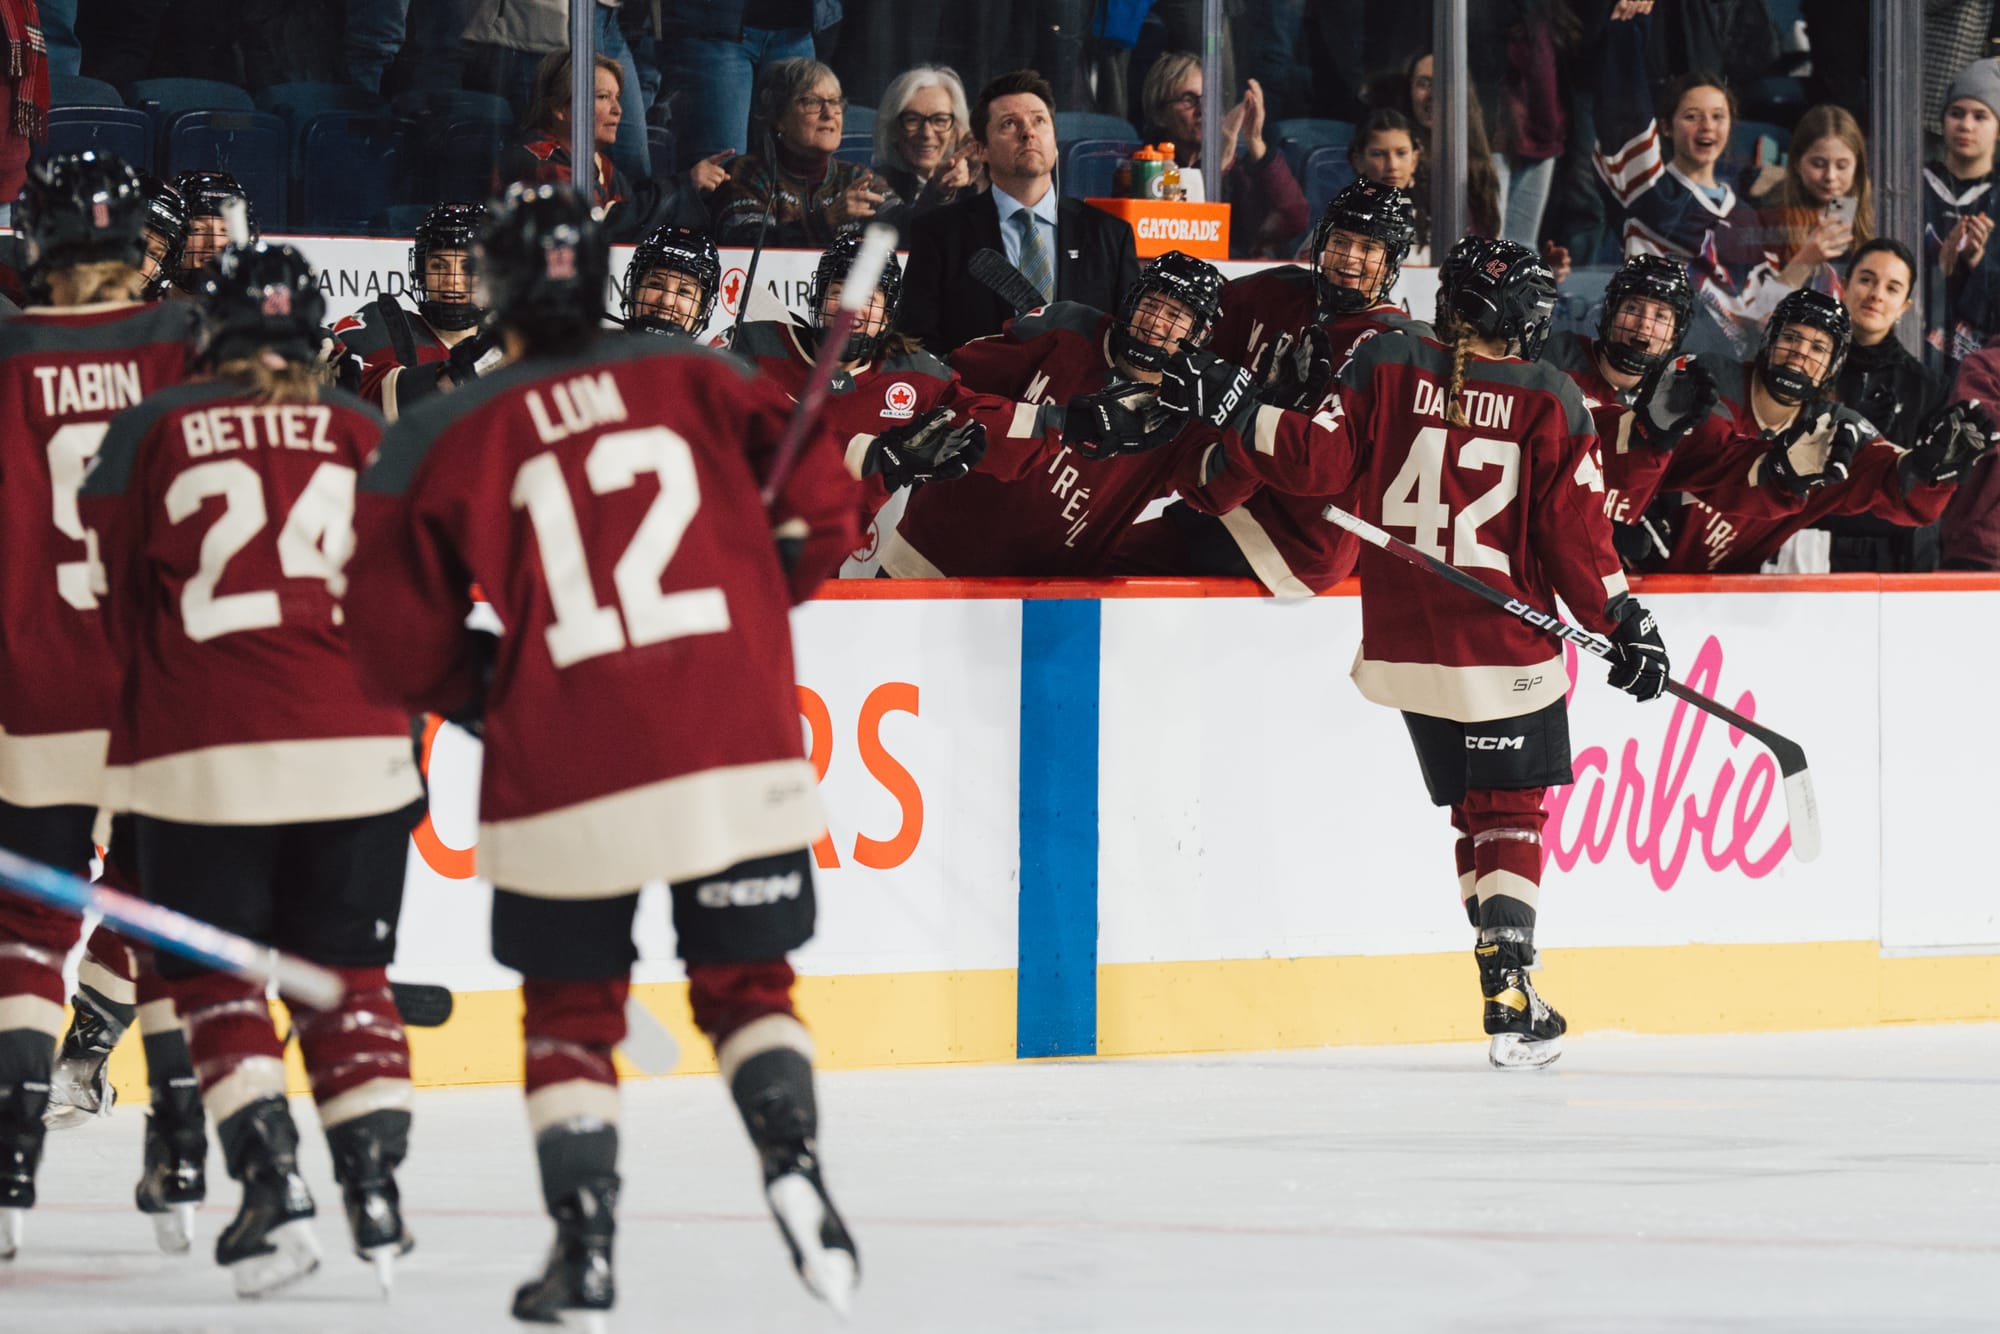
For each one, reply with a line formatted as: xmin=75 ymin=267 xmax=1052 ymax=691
xmin=1138 ymin=52 xmax=1307 ymax=259
xmin=710 ymin=57 xmax=905 ymax=247
xmin=872 ymin=64 xmax=980 ymax=224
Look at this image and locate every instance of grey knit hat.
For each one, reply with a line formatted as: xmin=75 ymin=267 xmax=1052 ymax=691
xmin=1945 ymin=57 xmax=2000 ymax=120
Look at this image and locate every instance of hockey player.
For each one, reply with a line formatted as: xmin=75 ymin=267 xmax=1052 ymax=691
xmin=621 ymin=224 xmax=721 ymax=337
xmin=1174 ymin=237 xmax=1673 ymax=1068
xmin=78 ymin=242 xmax=425 ymax=1297
xmin=136 ymin=174 xmax=188 ymax=301
xmin=346 ymin=183 xmax=863 ymax=1324
xmin=333 ymin=202 xmax=501 ymax=419
xmin=0 ymin=151 xmax=207 ymax=1259
xmin=880 ymin=249 xmax=1225 ymax=578
xmin=1112 ymin=181 xmax=1426 ymax=594
xmin=1639 ymin=289 xmax=1993 ymax=572
xmin=167 ymin=171 xmax=256 ymax=295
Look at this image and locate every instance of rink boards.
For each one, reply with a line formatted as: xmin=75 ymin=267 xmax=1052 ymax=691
xmin=190 ymin=573 xmax=1986 ymax=1095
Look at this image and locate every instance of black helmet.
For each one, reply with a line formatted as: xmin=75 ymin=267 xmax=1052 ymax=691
xmin=1757 ymin=287 xmax=1850 ymax=407
xmin=1113 ymin=249 xmax=1225 ymax=372
xmin=196 ymin=241 xmax=326 ymax=363
xmin=137 ymin=173 xmax=189 ymax=300
xmin=808 ymin=230 xmax=904 ymax=363
xmin=16 ymin=151 xmax=146 ymax=271
xmin=1597 ymin=254 xmax=1694 ymax=377
xmin=1310 ymin=180 xmax=1417 ymax=317
xmin=169 ymin=170 xmax=255 ymax=294
xmin=624 ymin=224 xmax=721 ymax=336
xmin=410 ymin=202 xmax=486 ymax=332
xmin=1436 ymin=236 xmax=1557 ymax=360
xmin=477 ymin=182 xmax=608 ymax=353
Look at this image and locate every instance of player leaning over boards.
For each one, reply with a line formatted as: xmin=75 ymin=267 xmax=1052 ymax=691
xmin=346 ymin=183 xmax=863 ymax=1325
xmin=1173 ymin=238 xmax=1673 ymax=1069
xmin=79 ymin=241 xmax=426 ymax=1297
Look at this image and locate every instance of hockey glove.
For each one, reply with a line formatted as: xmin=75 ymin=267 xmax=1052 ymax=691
xmin=1630 ymin=355 xmax=1719 ymax=451
xmin=444 ymin=325 xmax=505 ymax=387
xmin=1902 ymin=399 xmax=1998 ymax=486
xmin=1260 ymin=324 xmax=1335 ymax=412
xmin=1065 ymin=382 xmax=1184 ymax=461
xmin=442 ymin=628 xmax=500 ymax=738
xmin=861 ymin=408 xmax=990 ymax=489
xmin=1609 ymin=503 xmax=1676 ymax=571
xmin=1605 ymin=598 xmax=1670 ymax=703
xmin=1159 ymin=348 xmax=1260 ymax=433
xmin=1761 ymin=411 xmax=1847 ymax=495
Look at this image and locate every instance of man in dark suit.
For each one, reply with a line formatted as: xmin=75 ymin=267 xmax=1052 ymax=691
xmin=901 ymin=69 xmax=1141 ymax=354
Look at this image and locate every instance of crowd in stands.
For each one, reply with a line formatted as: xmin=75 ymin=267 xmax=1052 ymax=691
xmin=9 ymin=0 xmax=2000 ymax=575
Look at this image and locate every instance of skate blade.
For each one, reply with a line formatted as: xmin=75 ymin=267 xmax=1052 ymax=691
xmin=1488 ymin=1033 xmax=1563 ymax=1069
xmin=768 ymin=1174 xmax=857 ymax=1317
xmin=365 ymin=1245 xmax=396 ymax=1297
xmin=1 ymin=1205 xmax=23 ymax=1260
xmin=230 ymin=1218 xmax=322 ymax=1298
xmin=152 ymin=1203 xmax=196 ymax=1255
xmin=555 ymin=1312 xmax=608 ymax=1333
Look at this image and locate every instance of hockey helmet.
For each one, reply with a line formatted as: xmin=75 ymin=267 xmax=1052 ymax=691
xmin=477 ymin=182 xmax=608 ymax=351
xmin=1436 ymin=236 xmax=1557 ymax=360
xmin=1309 ymin=180 xmax=1417 ymax=317
xmin=808 ymin=229 xmax=904 ymax=363
xmin=1113 ymin=249 xmax=1225 ymax=373
xmin=137 ymin=173 xmax=189 ymax=300
xmin=170 ymin=170 xmax=256 ymax=293
xmin=1757 ymin=287 xmax=1850 ymax=406
xmin=1597 ymin=254 xmax=1695 ymax=377
xmin=196 ymin=241 xmax=326 ymax=363
xmin=410 ymin=202 xmax=487 ymax=332
xmin=624 ymin=224 xmax=722 ymax=336
xmin=16 ymin=151 xmax=146 ymax=272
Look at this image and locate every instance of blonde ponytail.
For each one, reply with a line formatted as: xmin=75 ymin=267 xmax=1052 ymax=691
xmin=47 ymin=261 xmax=145 ymax=307
xmin=214 ymin=349 xmax=322 ymax=405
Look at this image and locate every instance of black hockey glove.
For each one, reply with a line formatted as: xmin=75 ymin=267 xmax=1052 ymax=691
xmin=1901 ymin=399 xmax=1998 ymax=486
xmin=1065 ymin=381 xmax=1183 ymax=461
xmin=1260 ymin=324 xmax=1335 ymax=412
xmin=442 ymin=628 xmax=500 ymax=738
xmin=1630 ymin=355 xmax=1719 ymax=452
xmin=444 ymin=324 xmax=504 ymax=387
xmin=1159 ymin=348 xmax=1260 ymax=433
xmin=861 ymin=408 xmax=989 ymax=489
xmin=1610 ymin=504 xmax=1675 ymax=571
xmin=1761 ymin=411 xmax=1853 ymax=496
xmin=1605 ymin=598 xmax=1669 ymax=703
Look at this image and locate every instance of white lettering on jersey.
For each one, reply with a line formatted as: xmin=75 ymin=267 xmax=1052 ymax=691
xmin=1410 ymin=379 xmax=1516 ymax=432
xmin=181 ymin=406 xmax=336 ymax=459
xmin=34 ymin=361 xmax=144 ymax=416
xmin=1574 ymin=447 xmax=1605 ymax=493
xmin=1041 ymin=445 xmax=1095 ymax=546
xmin=526 ymin=372 xmax=630 ymax=444
xmin=1023 ymin=370 xmax=1054 ymax=406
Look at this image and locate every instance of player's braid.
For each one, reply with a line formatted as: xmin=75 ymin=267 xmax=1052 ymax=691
xmin=1447 ymin=326 xmax=1472 ymax=427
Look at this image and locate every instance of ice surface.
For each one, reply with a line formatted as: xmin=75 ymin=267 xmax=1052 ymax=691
xmin=8 ymin=1024 xmax=1998 ymax=1332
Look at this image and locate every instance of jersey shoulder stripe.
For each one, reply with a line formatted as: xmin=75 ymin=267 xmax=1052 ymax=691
xmin=81 ymin=380 xmax=229 ymax=497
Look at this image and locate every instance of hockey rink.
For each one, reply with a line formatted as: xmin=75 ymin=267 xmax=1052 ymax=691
xmin=7 ymin=1023 xmax=1997 ymax=1333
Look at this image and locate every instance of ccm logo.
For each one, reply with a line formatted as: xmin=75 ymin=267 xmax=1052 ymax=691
xmin=1466 ymin=736 xmax=1525 ymax=751
xmin=1135 ymin=216 xmax=1223 ymax=243
xmin=695 ymin=871 xmax=804 ymax=909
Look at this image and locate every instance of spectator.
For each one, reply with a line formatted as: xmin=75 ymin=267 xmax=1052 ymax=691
xmin=1814 ymin=239 xmax=1947 ymax=571
xmin=1369 ymin=53 xmax=1501 ymax=244
xmin=1139 ymin=52 xmax=1308 ymax=259
xmin=708 ymin=57 xmax=899 ymax=248
xmin=462 ymin=0 xmax=652 ymax=180
xmin=900 ymin=69 xmax=1139 ymax=354
xmin=345 ymin=0 xmax=408 ymax=93
xmin=1747 ymin=105 xmax=1873 ymax=304
xmin=1927 ymin=59 xmax=2000 ymax=371
xmin=506 ymin=52 xmax=722 ymax=243
xmin=1940 ymin=339 xmax=2000 ymax=568
xmin=0 ymin=0 xmax=49 ymax=216
xmin=1087 ymin=0 xmax=1236 ymax=124
xmin=873 ymin=64 xmax=978 ymax=223
xmin=1348 ymin=110 xmax=1431 ymax=262
xmin=662 ymin=0 xmax=842 ymax=169
xmin=1466 ymin=3 xmax=1579 ymax=249
xmin=41 ymin=0 xmax=79 ymax=80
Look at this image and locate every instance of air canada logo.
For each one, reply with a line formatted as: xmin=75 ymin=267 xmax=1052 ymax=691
xmin=261 ymin=287 xmax=292 ymax=316
xmin=883 ymin=381 xmax=918 ymax=420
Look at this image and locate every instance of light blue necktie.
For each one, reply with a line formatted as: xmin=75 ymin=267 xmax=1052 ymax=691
xmin=1015 ymin=208 xmax=1054 ymax=305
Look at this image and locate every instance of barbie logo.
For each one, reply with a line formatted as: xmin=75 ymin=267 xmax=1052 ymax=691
xmin=1543 ymin=635 xmax=1790 ymax=888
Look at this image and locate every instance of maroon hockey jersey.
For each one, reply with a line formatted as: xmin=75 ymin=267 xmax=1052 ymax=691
xmin=0 ymin=300 xmax=199 ymax=809
xmin=332 ymin=295 xmax=456 ymax=422
xmin=1185 ymin=330 xmax=1628 ymax=722
xmin=348 ymin=336 xmax=860 ymax=898
xmin=78 ymin=382 xmax=421 ymax=825
xmin=883 ymin=302 xmax=1192 ymax=578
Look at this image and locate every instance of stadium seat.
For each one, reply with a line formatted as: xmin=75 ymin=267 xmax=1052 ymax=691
xmin=1273 ymin=118 xmax=1353 ymax=182
xmin=127 ymin=77 xmax=254 ymax=121
xmin=835 ymin=131 xmax=874 ymax=169
xmin=419 ymin=117 xmax=511 ymax=208
xmin=374 ymin=203 xmax=432 ymax=236
xmin=392 ymin=88 xmax=515 ymax=127
xmin=257 ymin=81 xmax=387 ymax=157
xmin=35 ymin=107 xmax=152 ymax=172
xmin=843 ymin=104 xmax=876 ymax=136
xmin=164 ymin=110 xmax=287 ymax=229
xmin=1059 ymin=138 xmax=1138 ymax=200
xmin=50 ymin=75 xmax=122 ymax=108
xmin=1056 ymin=110 xmax=1139 ymax=145
xmin=298 ymin=113 xmax=407 ymax=234
xmin=1725 ymin=118 xmax=1791 ymax=183
xmin=1300 ymin=145 xmax=1357 ymax=220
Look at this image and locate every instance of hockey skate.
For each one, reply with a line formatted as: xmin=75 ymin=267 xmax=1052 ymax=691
xmin=1477 ymin=930 xmax=1566 ymax=1070
xmin=214 ymin=1098 xmax=320 ymax=1297
xmin=511 ymin=1175 xmax=616 ymax=1331
xmin=327 ymin=1110 xmax=414 ymax=1294
xmin=134 ymin=1079 xmax=207 ymax=1254
xmin=44 ymin=996 xmax=122 ymax=1129
xmin=734 ymin=1050 xmax=859 ymax=1315
xmin=0 ymin=1096 xmax=45 ymax=1260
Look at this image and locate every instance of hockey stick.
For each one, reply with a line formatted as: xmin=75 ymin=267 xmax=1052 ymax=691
xmin=729 ymin=151 xmax=779 ymax=348
xmin=0 ymin=847 xmax=344 ymax=1008
xmin=759 ymin=222 xmax=899 ymax=505
xmin=1321 ymin=504 xmax=1822 ymax=863
xmin=969 ymin=246 xmax=1045 ymax=318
